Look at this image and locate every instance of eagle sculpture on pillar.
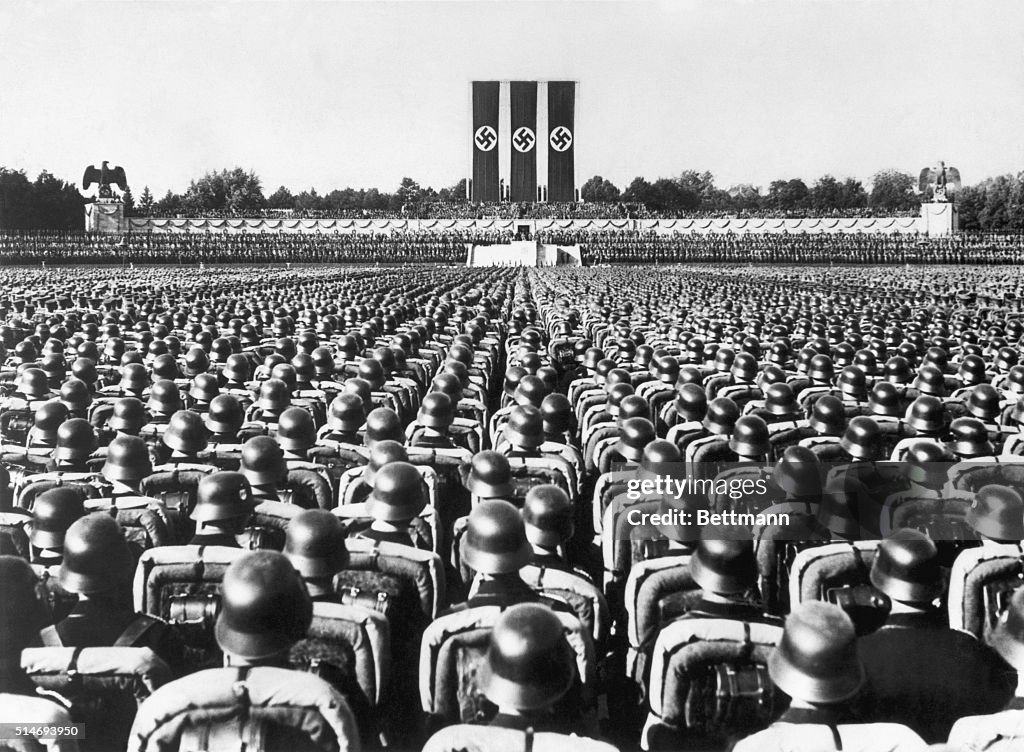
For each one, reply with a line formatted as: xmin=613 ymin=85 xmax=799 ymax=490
xmin=918 ymin=161 xmax=961 ymax=202
xmin=83 ymin=161 xmax=128 ymax=199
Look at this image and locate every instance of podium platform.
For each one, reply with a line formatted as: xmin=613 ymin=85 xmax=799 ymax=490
xmin=466 ymin=241 xmax=581 ymax=267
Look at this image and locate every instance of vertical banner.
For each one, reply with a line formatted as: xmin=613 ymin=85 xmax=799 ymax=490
xmin=509 ymin=81 xmax=538 ymax=202
xmin=471 ymin=81 xmax=500 ymax=202
xmin=547 ymin=81 xmax=576 ymax=202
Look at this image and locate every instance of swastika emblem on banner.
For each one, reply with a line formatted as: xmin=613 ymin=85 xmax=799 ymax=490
xmin=549 ymin=126 xmax=573 ymax=152
xmin=474 ymin=126 xmax=497 ymax=152
xmin=512 ymin=127 xmax=536 ymax=153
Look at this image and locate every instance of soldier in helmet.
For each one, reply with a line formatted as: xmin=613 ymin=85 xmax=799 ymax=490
xmin=27 ymin=487 xmax=86 ymax=565
xmin=351 ymin=460 xmax=431 ymax=550
xmin=733 ymin=602 xmax=925 ymax=752
xmin=966 ymin=484 xmax=1024 ymax=545
xmin=318 ymin=393 xmax=366 ymax=446
xmin=521 ymin=485 xmax=577 ymax=573
xmin=464 ymin=450 xmax=515 ymax=505
xmin=47 ymin=417 xmax=98 ymax=472
xmin=665 ymin=525 xmax=779 ymax=626
xmin=858 ymin=529 xmax=1014 ymax=741
xmin=275 ymin=406 xmax=317 ymax=461
xmin=188 ymin=471 xmax=255 ymax=547
xmin=450 ymin=499 xmax=573 ymax=615
xmin=128 ymin=551 xmax=360 ymax=750
xmin=423 ymin=603 xmax=613 ymax=751
xmin=239 ymin=435 xmax=289 ymax=504
xmin=283 ymin=508 xmax=349 ymax=601
xmin=158 ymin=409 xmax=213 ymax=467
xmin=203 ymin=393 xmax=245 ymax=445
xmin=48 ymin=513 xmax=186 ymax=675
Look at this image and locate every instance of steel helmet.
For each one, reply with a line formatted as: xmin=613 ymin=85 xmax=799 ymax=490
xmin=102 ymin=434 xmax=152 ymax=483
xmin=368 ymin=461 xmax=427 ymax=522
xmin=148 ymin=379 xmax=183 ymax=415
xmin=870 ymin=529 xmax=942 ymax=603
xmin=903 ymin=439 xmax=956 ymax=486
xmin=430 ymin=373 xmax=463 ymax=403
xmin=276 ymin=406 xmax=317 ymax=453
xmin=613 ymin=417 xmax=656 ymax=463
xmin=214 ymin=551 xmax=313 ymax=660
xmin=772 ymin=446 xmax=821 ymax=497
xmin=358 ymin=359 xmax=386 ymax=391
xmin=966 ymin=485 xmax=1024 ymax=541
xmin=365 ymin=407 xmax=404 ymax=446
xmin=188 ymin=373 xmax=220 ymax=403
xmin=674 ymin=383 xmax=708 ymax=423
xmin=729 ymin=415 xmax=770 ymax=458
xmin=839 ymin=416 xmax=881 ymax=460
xmin=703 ymin=397 xmax=740 ymax=436
xmin=240 ymin=436 xmax=287 ymax=486
xmin=362 ymin=439 xmax=409 ymax=485
xmin=191 ymin=471 xmax=255 ymax=523
xmin=763 ymin=383 xmax=800 ymax=417
xmin=729 ymin=352 xmax=758 ymax=384
xmin=32 ymin=401 xmax=68 ymax=443
xmin=966 ymin=384 xmax=1001 ymax=422
xmin=120 ymin=362 xmax=149 ymax=393
xmin=913 ymin=365 xmax=947 ymax=397
xmin=53 ymin=417 xmax=98 ymax=462
xmin=503 ymin=366 xmax=528 ymax=397
xmin=948 ymin=417 xmax=994 ymax=458
xmin=342 ymin=379 xmax=374 ymax=415
xmin=522 ymin=485 xmax=574 ymax=547
xmin=418 ymin=392 xmax=455 ymax=430
xmin=808 ymin=395 xmax=846 ymax=436
xmin=836 ymin=367 xmax=867 ymax=400
xmin=505 ymin=406 xmax=544 ymax=450
xmin=467 ymin=451 xmax=514 ymax=499
xmin=867 ymin=381 xmax=901 ymax=418
xmin=30 ymin=487 xmax=87 ymax=549
xmin=256 ymin=378 xmax=291 ymax=414
xmin=58 ymin=513 xmax=134 ymax=595
xmin=904 ymin=395 xmax=945 ymax=434
xmin=59 ymin=378 xmax=92 ymax=414
xmin=284 ymin=509 xmax=349 ymax=579
xmin=808 ymin=354 xmax=834 ymax=383
xmin=769 ymin=602 xmax=864 ymax=704
xmin=108 ymin=397 xmax=148 ymax=434
xmin=690 ymin=526 xmax=757 ymax=595
xmin=17 ymin=368 xmax=50 ymax=398
xmin=163 ymin=409 xmax=208 ymax=454
xmin=540 ymin=393 xmax=573 ymax=436
xmin=480 ymin=602 xmax=576 ymax=711
xmin=204 ymin=394 xmax=244 ymax=436
xmin=462 ymin=499 xmax=532 ymax=575
xmin=223 ymin=353 xmax=251 ymax=383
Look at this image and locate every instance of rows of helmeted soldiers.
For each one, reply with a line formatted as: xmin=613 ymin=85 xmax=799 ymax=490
xmin=0 ymin=229 xmax=515 ymax=266
xmin=566 ymin=229 xmax=1024 ymax=265
xmin=2 ymin=261 xmax=1024 ymax=750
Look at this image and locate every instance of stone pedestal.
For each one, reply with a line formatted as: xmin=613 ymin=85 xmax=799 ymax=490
xmin=84 ymin=198 xmax=126 ymax=233
xmin=920 ymin=201 xmax=957 ymax=236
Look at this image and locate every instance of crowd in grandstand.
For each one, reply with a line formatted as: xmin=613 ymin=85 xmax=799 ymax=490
xmin=129 ymin=202 xmax=923 ymax=221
xmin=5 ymin=229 xmax=1024 ymax=266
xmin=2 ymin=259 xmax=1024 ymax=751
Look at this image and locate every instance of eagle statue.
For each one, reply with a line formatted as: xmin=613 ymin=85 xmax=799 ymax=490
xmin=918 ymin=161 xmax=961 ymax=202
xmin=83 ymin=161 xmax=128 ymax=198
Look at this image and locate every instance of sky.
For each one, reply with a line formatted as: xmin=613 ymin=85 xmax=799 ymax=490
xmin=1 ymin=0 xmax=1022 ymax=198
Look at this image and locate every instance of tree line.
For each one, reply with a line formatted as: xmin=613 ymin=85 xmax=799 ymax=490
xmin=2 ymin=164 xmax=1023 ymax=231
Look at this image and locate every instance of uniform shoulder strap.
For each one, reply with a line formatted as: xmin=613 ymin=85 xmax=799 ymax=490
xmin=828 ymin=723 xmax=843 ymax=750
xmin=114 ymin=613 xmax=162 ymax=647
